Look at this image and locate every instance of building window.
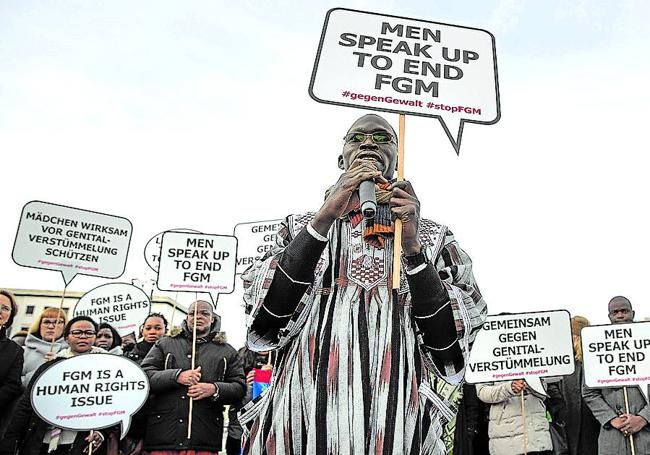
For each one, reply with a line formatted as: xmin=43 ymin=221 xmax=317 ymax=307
xmin=26 ymin=305 xmax=35 ymax=315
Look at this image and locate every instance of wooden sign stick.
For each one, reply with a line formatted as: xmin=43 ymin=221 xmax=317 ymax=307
xmin=88 ymin=430 xmax=95 ymax=455
xmin=187 ymin=300 xmax=199 ymax=439
xmin=49 ymin=284 xmax=68 ymax=353
xmin=392 ymin=114 xmax=406 ymax=289
xmin=623 ymin=386 xmax=637 ymax=455
xmin=520 ymin=389 xmax=528 ymax=455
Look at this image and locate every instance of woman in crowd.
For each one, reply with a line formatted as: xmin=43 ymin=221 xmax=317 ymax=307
xmin=21 ymin=307 xmax=67 ymax=387
xmin=477 ymin=379 xmax=553 ymax=455
xmin=124 ymin=313 xmax=168 ymax=364
xmin=562 ymin=315 xmax=599 ymax=455
xmin=0 ymin=290 xmax=24 ymax=439
xmin=119 ymin=313 xmax=169 ymax=455
xmin=94 ymin=322 xmax=123 ymax=355
xmin=0 ymin=316 xmax=112 ymax=455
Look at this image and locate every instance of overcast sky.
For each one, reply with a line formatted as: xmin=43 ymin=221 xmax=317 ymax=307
xmin=2 ymin=0 xmax=649 ymax=348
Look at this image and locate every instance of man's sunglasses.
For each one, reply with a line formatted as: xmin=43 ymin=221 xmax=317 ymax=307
xmin=344 ymin=131 xmax=395 ymax=144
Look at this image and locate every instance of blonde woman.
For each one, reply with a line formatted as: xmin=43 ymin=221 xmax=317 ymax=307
xmin=21 ymin=307 xmax=67 ymax=387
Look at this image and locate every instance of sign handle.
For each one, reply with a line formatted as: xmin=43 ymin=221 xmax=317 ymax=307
xmin=49 ymin=284 xmax=68 ymax=353
xmin=520 ymin=389 xmax=528 ymax=455
xmin=187 ymin=300 xmax=199 ymax=440
xmin=88 ymin=430 xmax=94 ymax=455
xmin=623 ymin=386 xmax=637 ymax=455
xmin=392 ymin=114 xmax=406 ymax=289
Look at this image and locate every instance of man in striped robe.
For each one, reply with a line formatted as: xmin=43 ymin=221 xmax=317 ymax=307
xmin=240 ymin=114 xmax=487 ymax=454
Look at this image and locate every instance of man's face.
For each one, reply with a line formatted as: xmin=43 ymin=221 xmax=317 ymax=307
xmin=340 ymin=115 xmax=398 ymax=179
xmin=187 ymin=301 xmax=214 ymax=335
xmin=608 ymin=298 xmax=634 ymax=324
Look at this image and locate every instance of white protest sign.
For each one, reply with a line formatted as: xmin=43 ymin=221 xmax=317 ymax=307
xmin=13 ymin=201 xmax=132 ymax=285
xmin=309 ymin=8 xmax=500 ymax=154
xmin=73 ymin=283 xmax=151 ymax=337
xmin=32 ymin=354 xmax=149 ymax=438
xmin=157 ymin=231 xmax=238 ymax=304
xmin=143 ymin=228 xmax=201 ymax=272
xmin=582 ymin=322 xmax=650 ymax=402
xmin=233 ymin=219 xmax=282 ymax=274
xmin=466 ymin=310 xmax=574 ymax=395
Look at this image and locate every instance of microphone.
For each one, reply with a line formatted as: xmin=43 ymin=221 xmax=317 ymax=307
xmin=359 ymin=180 xmax=377 ymax=219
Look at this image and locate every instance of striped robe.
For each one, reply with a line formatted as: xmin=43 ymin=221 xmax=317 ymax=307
xmin=240 ymin=213 xmax=487 ymax=455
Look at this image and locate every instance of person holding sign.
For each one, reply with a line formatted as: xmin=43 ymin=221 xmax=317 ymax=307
xmin=240 ymin=114 xmax=487 ymax=454
xmin=141 ymin=300 xmax=245 ymax=454
xmin=582 ymin=296 xmax=650 ymax=455
xmin=0 ymin=316 xmax=111 ymax=455
xmin=476 ymin=380 xmax=553 ymax=455
xmin=0 ymin=290 xmax=23 ymax=439
xmin=21 ymin=307 xmax=68 ymax=387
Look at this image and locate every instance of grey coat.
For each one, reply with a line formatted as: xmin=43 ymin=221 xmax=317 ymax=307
xmin=477 ymin=381 xmax=552 ymax=455
xmin=20 ymin=333 xmax=66 ymax=387
xmin=582 ymin=381 xmax=650 ymax=455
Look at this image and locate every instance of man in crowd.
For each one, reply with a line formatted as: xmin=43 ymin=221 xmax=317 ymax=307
xmin=582 ymin=296 xmax=650 ymax=454
xmin=240 ymin=113 xmax=487 ymax=454
xmin=141 ymin=300 xmax=245 ymax=455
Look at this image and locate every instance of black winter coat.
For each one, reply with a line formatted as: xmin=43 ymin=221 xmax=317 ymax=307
xmin=141 ymin=321 xmax=246 ymax=452
xmin=0 ymin=330 xmax=23 ymax=438
xmin=562 ymin=361 xmax=599 ymax=455
xmin=123 ymin=340 xmax=155 ymax=365
xmin=0 ymin=358 xmax=112 ymax=455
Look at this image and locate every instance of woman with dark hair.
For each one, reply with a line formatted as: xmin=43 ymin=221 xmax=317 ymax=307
xmin=95 ymin=322 xmax=123 ymax=355
xmin=120 ymin=313 xmax=169 ymax=455
xmin=124 ymin=313 xmax=168 ymax=364
xmin=21 ymin=307 xmax=68 ymax=387
xmin=0 ymin=316 xmax=113 ymax=455
xmin=0 ymin=289 xmax=24 ymax=439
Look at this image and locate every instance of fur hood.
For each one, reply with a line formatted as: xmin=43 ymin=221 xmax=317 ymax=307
xmin=177 ymin=315 xmax=227 ymax=343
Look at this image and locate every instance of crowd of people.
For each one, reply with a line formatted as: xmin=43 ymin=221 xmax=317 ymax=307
xmin=0 ymin=292 xmax=645 ymax=455
xmin=0 ymin=293 xmax=250 ymax=455
xmin=449 ymin=296 xmax=645 ymax=455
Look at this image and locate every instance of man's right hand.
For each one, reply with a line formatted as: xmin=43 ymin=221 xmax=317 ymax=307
xmin=312 ymin=159 xmax=386 ymax=236
xmin=610 ymin=415 xmax=627 ymax=430
xmin=177 ymin=366 xmax=202 ymax=386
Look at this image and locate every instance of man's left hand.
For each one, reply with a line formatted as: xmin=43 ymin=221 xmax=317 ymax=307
xmin=188 ymin=382 xmax=216 ymax=401
xmin=620 ymin=414 xmax=648 ymax=435
xmin=390 ymin=180 xmax=421 ymax=254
